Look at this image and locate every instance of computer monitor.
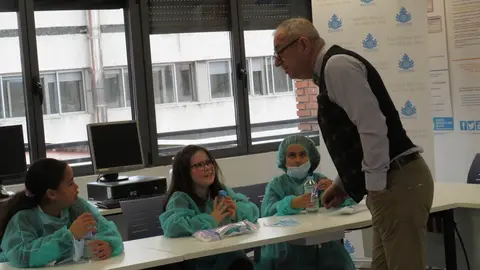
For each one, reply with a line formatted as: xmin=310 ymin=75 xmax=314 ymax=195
xmin=0 ymin=125 xmax=28 ymax=198
xmin=87 ymin=120 xmax=145 ymax=182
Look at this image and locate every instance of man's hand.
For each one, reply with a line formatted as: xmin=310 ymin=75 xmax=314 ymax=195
xmin=321 ymin=184 xmax=347 ymax=209
xmin=317 ymin=178 xmax=333 ymax=191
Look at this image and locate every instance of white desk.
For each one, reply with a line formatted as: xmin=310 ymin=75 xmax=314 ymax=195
xmin=0 ymin=241 xmax=182 ymax=270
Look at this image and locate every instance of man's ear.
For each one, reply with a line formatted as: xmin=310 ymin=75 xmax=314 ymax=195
xmin=299 ymin=37 xmax=311 ymax=52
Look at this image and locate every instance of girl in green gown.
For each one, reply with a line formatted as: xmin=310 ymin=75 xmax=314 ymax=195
xmin=160 ymin=145 xmax=260 ymax=270
xmin=0 ymin=158 xmax=123 ymax=268
xmin=258 ymin=135 xmax=357 ymax=270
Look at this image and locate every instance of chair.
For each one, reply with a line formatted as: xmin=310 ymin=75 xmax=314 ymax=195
xmin=232 ymin=182 xmax=268 ymax=263
xmin=120 ymin=195 xmax=166 ymax=241
xmin=232 ymin=182 xmax=268 ymax=209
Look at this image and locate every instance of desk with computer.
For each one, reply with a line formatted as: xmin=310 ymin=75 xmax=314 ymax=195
xmin=0 ymin=121 xmax=167 ymax=212
xmin=85 ymin=120 xmax=166 ymax=209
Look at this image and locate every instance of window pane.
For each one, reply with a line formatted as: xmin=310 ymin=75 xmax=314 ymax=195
xmin=273 ymin=65 xmax=290 ymax=93
xmin=176 ymin=63 xmax=197 ymax=102
xmin=245 ymin=29 xmax=307 ymax=145
xmin=34 ymin=9 xmax=132 ymax=167
xmin=249 ymin=58 xmax=267 ymax=96
xmin=41 ymin=74 xmax=59 ymax=115
xmin=2 ymin=78 xmax=25 ymax=118
xmin=153 ymin=65 xmax=175 ymax=104
xmin=104 ymin=70 xmax=125 ymax=108
xmin=150 ymin=30 xmax=237 ymax=155
xmin=209 ymin=61 xmax=232 ymax=99
xmin=0 ymin=12 xmax=30 ymax=165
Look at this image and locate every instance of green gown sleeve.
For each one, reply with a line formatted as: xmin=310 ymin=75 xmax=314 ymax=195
xmin=73 ymin=198 xmax=124 ymax=257
xmin=261 ymin=180 xmax=301 ymax=217
xmin=160 ymin=192 xmax=217 ymax=237
xmin=0 ymin=212 xmax=75 ymax=268
xmin=225 ymin=187 xmax=259 ymax=223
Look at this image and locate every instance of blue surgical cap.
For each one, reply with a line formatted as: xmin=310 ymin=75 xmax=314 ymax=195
xmin=276 ymin=135 xmax=320 ymax=172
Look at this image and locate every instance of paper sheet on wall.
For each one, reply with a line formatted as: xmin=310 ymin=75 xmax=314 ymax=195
xmin=428 ymin=0 xmax=454 ymax=132
xmin=312 ymin=0 xmax=433 ymax=260
xmin=445 ymin=0 xmax=480 ymax=133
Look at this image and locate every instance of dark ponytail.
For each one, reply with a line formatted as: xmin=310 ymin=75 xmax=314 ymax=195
xmin=0 ymin=158 xmax=67 ymax=241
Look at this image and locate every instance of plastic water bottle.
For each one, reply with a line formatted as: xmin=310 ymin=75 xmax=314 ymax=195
xmin=304 ymin=174 xmax=319 ymax=213
xmin=83 ymin=231 xmax=96 ymax=261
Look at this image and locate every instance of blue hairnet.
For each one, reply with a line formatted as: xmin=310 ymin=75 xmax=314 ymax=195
xmin=276 ymin=135 xmax=320 ymax=172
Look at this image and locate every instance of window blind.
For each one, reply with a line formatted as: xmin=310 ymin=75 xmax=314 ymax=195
xmin=32 ymin=0 xmax=123 ymax=11
xmin=242 ymin=0 xmax=311 ymax=31
xmin=149 ymin=0 xmax=230 ymax=34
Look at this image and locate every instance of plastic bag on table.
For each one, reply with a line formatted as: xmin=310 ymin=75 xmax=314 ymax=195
xmin=193 ymin=220 xmax=258 ymax=242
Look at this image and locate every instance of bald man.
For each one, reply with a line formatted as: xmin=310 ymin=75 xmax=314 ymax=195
xmin=273 ymin=18 xmax=434 ymax=270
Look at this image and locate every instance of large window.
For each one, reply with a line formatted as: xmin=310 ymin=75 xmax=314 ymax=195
xmin=0 ymin=0 xmax=312 ymax=181
xmin=34 ymin=9 xmax=132 ymax=166
xmin=0 ymin=10 xmax=30 ymax=168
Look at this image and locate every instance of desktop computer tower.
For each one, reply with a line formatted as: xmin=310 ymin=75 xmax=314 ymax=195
xmin=87 ymin=176 xmax=167 ymax=201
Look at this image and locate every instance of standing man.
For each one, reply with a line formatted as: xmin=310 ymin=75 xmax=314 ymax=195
xmin=273 ymin=18 xmax=434 ymax=270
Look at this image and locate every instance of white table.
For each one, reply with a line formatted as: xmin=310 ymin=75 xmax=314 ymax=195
xmin=0 ymin=241 xmax=182 ymax=270
xmin=131 ymin=183 xmax=466 ymax=266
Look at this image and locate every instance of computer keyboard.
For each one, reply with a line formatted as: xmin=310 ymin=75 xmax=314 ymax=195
xmin=95 ymin=194 xmax=162 ymax=209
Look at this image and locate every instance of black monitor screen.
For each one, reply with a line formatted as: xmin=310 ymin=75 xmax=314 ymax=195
xmin=88 ymin=121 xmax=143 ymax=171
xmin=0 ymin=125 xmax=27 ymax=178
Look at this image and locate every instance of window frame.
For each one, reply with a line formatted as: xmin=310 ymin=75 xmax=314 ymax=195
xmin=2 ymin=0 xmax=314 ymax=184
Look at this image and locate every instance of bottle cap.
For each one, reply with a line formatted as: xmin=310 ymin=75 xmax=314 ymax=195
xmin=218 ymin=190 xmax=227 ymax=197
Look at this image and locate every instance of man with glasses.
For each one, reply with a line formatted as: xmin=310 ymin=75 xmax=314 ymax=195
xmin=273 ymin=18 xmax=434 ymax=270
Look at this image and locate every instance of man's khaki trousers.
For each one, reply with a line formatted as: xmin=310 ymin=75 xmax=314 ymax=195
xmin=366 ymin=156 xmax=434 ymax=270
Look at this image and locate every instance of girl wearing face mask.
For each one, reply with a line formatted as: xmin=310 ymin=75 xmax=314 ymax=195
xmin=160 ymin=145 xmax=259 ymax=270
xmin=258 ymin=135 xmax=356 ymax=270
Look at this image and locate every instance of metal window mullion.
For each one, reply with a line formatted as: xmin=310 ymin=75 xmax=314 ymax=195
xmin=18 ymin=0 xmax=46 ymax=161
xmin=125 ymin=0 xmax=160 ymax=165
xmin=229 ymin=0 xmax=251 ymax=153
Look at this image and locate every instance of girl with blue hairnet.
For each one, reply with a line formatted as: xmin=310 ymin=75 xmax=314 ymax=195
xmin=0 ymin=158 xmax=123 ymax=268
xmin=160 ymin=145 xmax=260 ymax=270
xmin=258 ymin=135 xmax=356 ymax=270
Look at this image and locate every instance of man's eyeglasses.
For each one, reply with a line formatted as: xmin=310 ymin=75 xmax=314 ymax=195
xmin=191 ymin=159 xmax=214 ymax=171
xmin=274 ymin=38 xmax=300 ymax=61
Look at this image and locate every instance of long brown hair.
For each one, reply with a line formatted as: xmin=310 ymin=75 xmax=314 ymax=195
xmin=164 ymin=145 xmax=225 ymax=210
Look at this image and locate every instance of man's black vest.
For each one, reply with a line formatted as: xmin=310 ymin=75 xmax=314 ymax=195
xmin=315 ymin=45 xmax=414 ymax=202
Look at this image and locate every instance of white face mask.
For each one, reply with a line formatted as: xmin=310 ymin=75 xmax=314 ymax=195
xmin=286 ymin=161 xmax=311 ymax=180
